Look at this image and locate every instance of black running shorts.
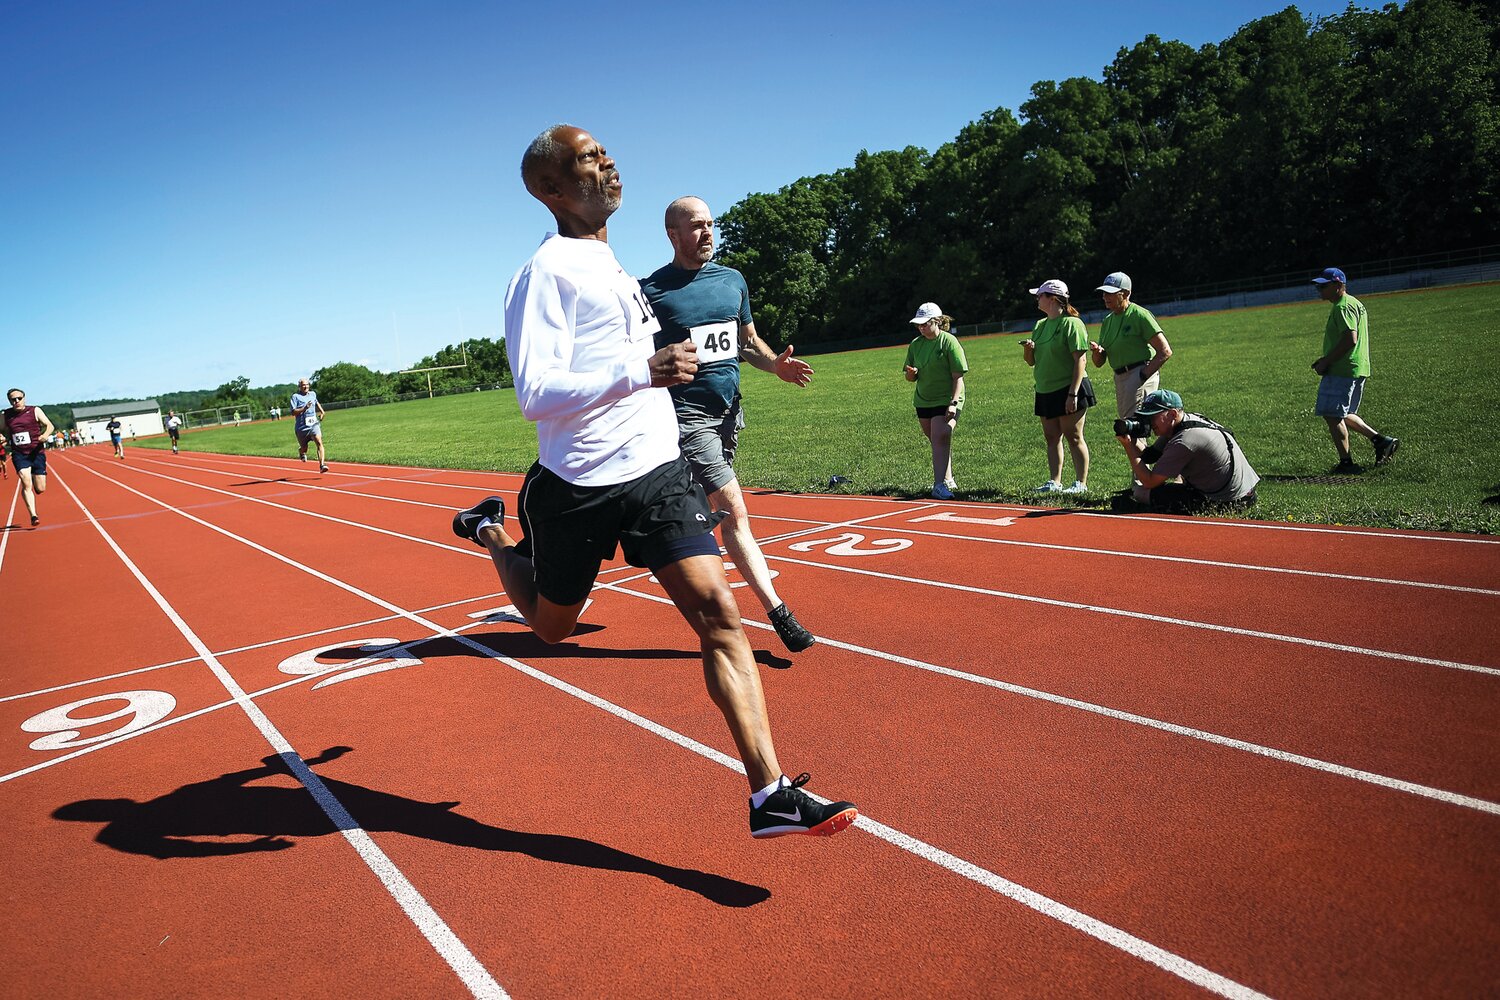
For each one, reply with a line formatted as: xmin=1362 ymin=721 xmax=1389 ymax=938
xmin=516 ymin=456 xmax=722 ymax=606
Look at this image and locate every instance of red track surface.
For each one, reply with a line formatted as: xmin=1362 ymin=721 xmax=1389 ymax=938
xmin=3 ymin=444 xmax=1497 ymax=999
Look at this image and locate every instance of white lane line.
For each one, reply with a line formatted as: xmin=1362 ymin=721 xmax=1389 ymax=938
xmin=62 ymin=459 xmax=1269 ymax=1000
xmin=871 ymin=522 xmax=1500 ymax=596
xmin=140 ymin=449 xmax=528 ymax=489
xmin=50 ymin=468 xmax=509 ymax=1000
xmin=124 ymin=452 xmax=474 ymax=511
xmin=1067 ymin=507 xmax=1500 ymax=545
xmin=596 ymin=579 xmax=1500 ymax=817
xmin=0 ymin=479 xmax=20 ymax=577
xmin=0 ymin=591 xmax=508 ymax=705
xmin=764 ymin=553 xmax=1500 ymax=678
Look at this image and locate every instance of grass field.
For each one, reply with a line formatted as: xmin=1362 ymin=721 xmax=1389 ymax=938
xmin=138 ymin=282 xmax=1500 ymax=534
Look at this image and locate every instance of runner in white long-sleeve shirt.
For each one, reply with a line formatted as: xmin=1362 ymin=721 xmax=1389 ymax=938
xmin=451 ymin=124 xmax=856 ymax=840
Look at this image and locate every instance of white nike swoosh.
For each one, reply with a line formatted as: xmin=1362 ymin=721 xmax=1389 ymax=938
xmin=765 ymin=808 xmax=801 ymax=822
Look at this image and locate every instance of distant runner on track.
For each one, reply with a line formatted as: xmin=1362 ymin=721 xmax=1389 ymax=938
xmin=165 ymin=410 xmax=183 ymax=454
xmin=106 ymin=416 xmax=124 ymax=459
xmin=289 ymin=378 xmax=328 ymax=473
xmin=451 ymin=123 xmax=857 ymax=839
xmin=4 ymin=388 xmax=54 ymax=526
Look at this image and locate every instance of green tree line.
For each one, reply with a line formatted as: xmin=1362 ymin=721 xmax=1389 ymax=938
xmin=718 ymin=0 xmax=1500 ymax=347
xmin=47 ymin=338 xmax=511 ymax=423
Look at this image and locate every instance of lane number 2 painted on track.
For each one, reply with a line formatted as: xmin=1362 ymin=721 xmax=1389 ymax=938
xmin=20 ymin=691 xmax=178 ymax=751
xmin=787 ymin=532 xmax=912 ymax=556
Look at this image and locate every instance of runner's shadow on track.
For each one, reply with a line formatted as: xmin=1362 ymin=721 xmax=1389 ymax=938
xmin=420 ymin=632 xmax=794 ymax=670
xmin=52 ymin=746 xmax=769 ymax=908
xmin=228 ymin=477 xmax=291 ymax=486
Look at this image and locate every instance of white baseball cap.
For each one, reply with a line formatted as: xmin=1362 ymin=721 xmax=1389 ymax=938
xmin=1028 ymin=279 xmax=1069 ymax=297
xmin=1097 ymin=272 xmax=1132 ymax=293
xmin=909 ymin=302 xmax=943 ymax=324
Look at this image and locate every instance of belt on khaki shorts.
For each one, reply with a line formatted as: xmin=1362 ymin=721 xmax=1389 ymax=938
xmin=1114 ymin=360 xmax=1147 ymax=375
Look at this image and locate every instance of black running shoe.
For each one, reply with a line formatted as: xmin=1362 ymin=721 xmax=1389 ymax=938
xmin=749 ymin=773 xmax=857 ymax=839
xmin=452 ymin=496 xmax=505 ymax=546
xmin=768 ymin=603 xmax=816 ymax=653
xmin=1374 ymin=435 xmax=1400 ymax=465
xmin=1331 ymin=459 xmax=1364 ymax=475
xmin=30 ymin=515 xmax=39 ymax=527
xmin=319 ymin=463 xmax=329 ymax=473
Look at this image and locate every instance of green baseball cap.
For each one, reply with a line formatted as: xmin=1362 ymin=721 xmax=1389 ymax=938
xmin=1134 ymin=389 xmax=1182 ymax=416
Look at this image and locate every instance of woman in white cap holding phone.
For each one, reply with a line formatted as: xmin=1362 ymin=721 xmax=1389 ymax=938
xmin=1020 ymin=279 xmax=1093 ymax=494
xmin=902 ymin=302 xmax=968 ymax=499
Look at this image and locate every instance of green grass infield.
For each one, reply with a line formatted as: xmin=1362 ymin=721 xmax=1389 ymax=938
xmin=139 ymin=282 xmax=1500 ymax=534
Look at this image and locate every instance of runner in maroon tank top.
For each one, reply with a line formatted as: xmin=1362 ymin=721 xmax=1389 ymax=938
xmin=3 ymin=388 xmax=55 ymax=527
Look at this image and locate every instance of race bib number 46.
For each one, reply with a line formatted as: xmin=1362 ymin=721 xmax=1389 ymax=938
xmin=10 ymin=431 xmax=30 ymax=447
xmin=689 ymin=321 xmax=739 ymax=363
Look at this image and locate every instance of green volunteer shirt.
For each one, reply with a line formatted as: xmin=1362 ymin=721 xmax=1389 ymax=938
xmin=1323 ymin=293 xmax=1371 ymax=378
xmin=904 ymin=331 xmax=969 ymax=408
xmin=1031 ymin=315 xmax=1088 ymax=393
xmin=1097 ymin=301 xmax=1162 ymax=369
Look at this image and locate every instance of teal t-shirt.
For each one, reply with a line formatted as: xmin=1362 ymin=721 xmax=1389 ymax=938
xmin=641 ymin=262 xmax=754 ymax=415
xmin=1031 ymin=315 xmax=1088 ymax=392
xmin=1323 ymin=293 xmax=1371 ymax=378
xmin=1097 ymin=301 xmax=1162 ymax=369
xmin=904 ymin=332 xmax=969 ymax=408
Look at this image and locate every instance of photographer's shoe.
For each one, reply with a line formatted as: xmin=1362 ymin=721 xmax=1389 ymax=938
xmin=452 ymin=496 xmax=505 ymax=546
xmin=768 ymin=603 xmax=815 ymax=653
xmin=1374 ymin=435 xmax=1400 ymax=465
xmin=749 ymin=773 xmax=857 ymax=839
xmin=1033 ymin=480 xmax=1063 ymax=493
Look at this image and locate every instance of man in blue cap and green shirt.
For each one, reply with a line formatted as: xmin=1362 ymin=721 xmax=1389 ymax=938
xmin=1310 ymin=267 xmax=1399 ymax=473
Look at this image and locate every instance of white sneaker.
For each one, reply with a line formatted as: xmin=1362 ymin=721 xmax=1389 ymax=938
xmin=931 ymin=483 xmax=954 ymax=500
xmin=1033 ymin=480 xmax=1063 ymax=493
xmin=1062 ymin=481 xmax=1088 ymax=495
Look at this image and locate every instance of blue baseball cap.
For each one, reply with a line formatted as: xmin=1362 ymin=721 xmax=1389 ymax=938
xmin=1311 ymin=267 xmax=1346 ymax=285
xmin=1134 ymin=389 xmax=1183 ymax=417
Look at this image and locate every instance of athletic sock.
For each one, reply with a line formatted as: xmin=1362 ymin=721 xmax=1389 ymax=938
xmin=475 ymin=516 xmax=494 ymax=534
xmin=750 ymin=776 xmax=787 ymax=809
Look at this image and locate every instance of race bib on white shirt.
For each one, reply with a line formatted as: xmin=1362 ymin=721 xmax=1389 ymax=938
xmin=10 ymin=431 xmax=31 ymax=447
xmin=687 ymin=321 xmax=739 ymax=363
xmin=618 ymin=283 xmax=663 ymax=346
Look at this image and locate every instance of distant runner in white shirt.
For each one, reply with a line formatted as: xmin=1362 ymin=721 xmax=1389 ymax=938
xmin=450 ymin=124 xmax=856 ymax=840
xmin=165 ymin=411 xmax=183 ymax=454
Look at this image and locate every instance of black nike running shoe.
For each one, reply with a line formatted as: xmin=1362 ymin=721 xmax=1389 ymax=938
xmin=452 ymin=496 xmax=505 ymax=546
xmin=749 ymin=773 xmax=857 ymax=839
xmin=768 ymin=603 xmax=816 ymax=653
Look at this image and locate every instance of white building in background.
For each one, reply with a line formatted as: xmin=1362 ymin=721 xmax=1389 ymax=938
xmin=73 ymin=400 xmax=164 ymax=444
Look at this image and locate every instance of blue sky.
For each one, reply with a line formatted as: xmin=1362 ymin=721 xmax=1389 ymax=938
xmin=3 ymin=1 xmax=1358 ymax=406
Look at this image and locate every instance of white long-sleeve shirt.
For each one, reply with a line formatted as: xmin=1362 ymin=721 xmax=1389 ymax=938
xmin=503 ymin=233 xmax=678 ymax=486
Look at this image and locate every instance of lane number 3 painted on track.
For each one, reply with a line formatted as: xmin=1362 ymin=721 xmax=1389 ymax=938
xmin=787 ymin=532 xmax=912 ymax=556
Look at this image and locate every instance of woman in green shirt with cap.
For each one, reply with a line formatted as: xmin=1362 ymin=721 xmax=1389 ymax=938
xmin=1020 ymin=279 xmax=1094 ymax=494
xmin=902 ymin=301 xmax=968 ymax=500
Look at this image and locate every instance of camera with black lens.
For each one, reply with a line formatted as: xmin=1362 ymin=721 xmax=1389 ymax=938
xmin=1113 ymin=415 xmax=1152 ymax=438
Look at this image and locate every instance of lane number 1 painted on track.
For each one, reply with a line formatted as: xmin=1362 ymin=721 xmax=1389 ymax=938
xmin=909 ymin=511 xmax=1018 ymax=527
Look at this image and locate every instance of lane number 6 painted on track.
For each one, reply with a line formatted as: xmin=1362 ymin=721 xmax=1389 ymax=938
xmin=787 ymin=532 xmax=912 ymax=556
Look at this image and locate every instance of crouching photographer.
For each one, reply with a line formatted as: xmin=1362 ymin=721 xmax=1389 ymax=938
xmin=1115 ymin=390 xmax=1259 ymax=513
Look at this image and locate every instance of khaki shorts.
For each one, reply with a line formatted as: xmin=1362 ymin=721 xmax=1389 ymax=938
xmin=1114 ymin=366 xmax=1159 ymax=419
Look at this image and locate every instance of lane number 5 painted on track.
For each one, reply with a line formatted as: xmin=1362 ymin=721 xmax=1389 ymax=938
xmin=787 ymin=532 xmax=912 ymax=556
